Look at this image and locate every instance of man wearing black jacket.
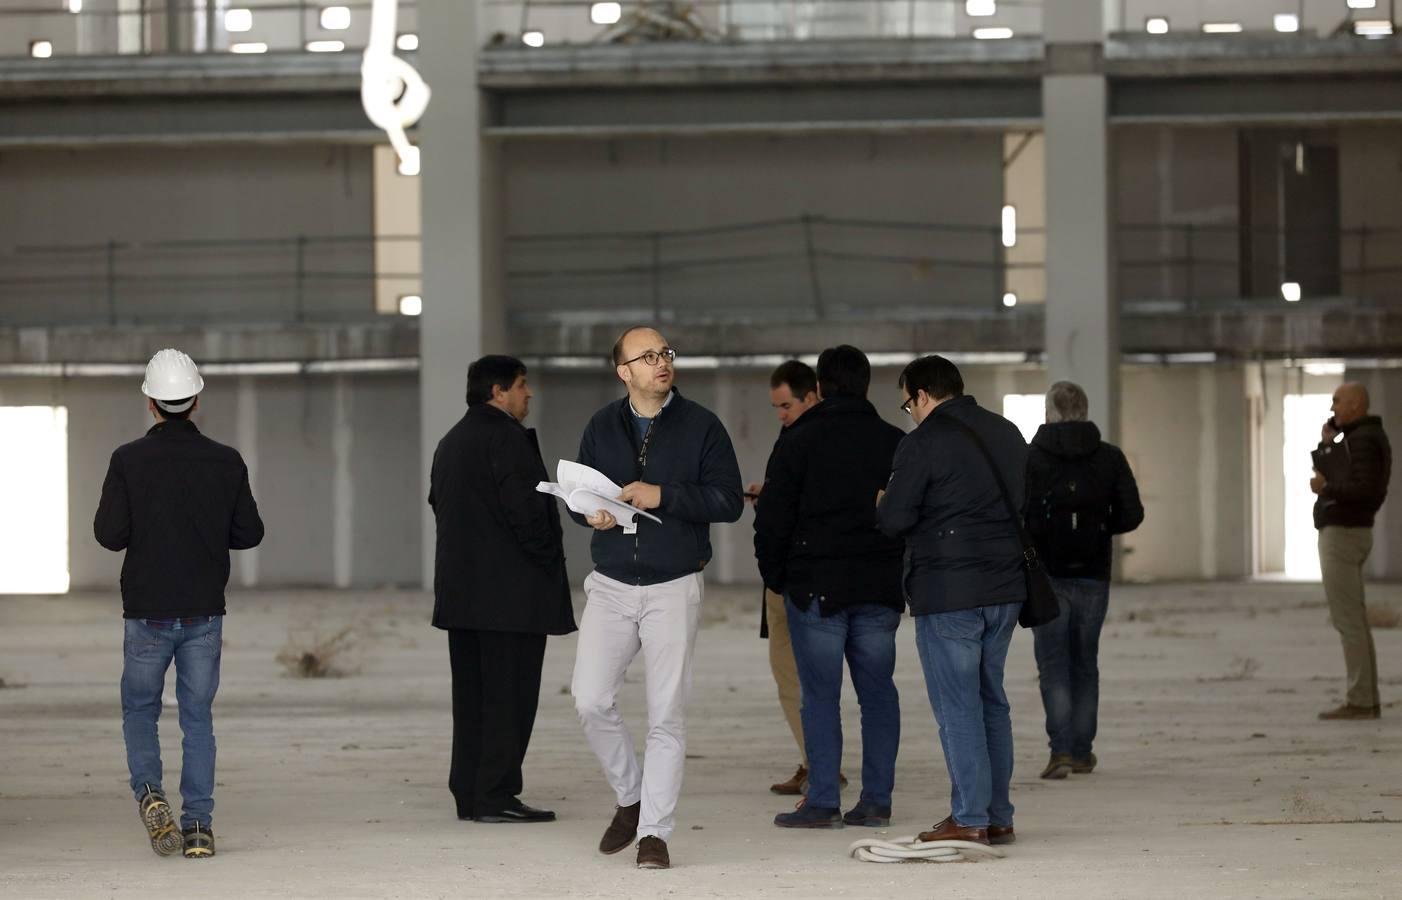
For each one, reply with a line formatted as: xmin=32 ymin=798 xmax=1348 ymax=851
xmin=1311 ymin=382 xmax=1391 ymax=720
xmin=754 ymin=346 xmax=905 ymax=830
xmin=569 ymin=326 xmax=743 ymax=870
xmin=95 ymin=349 xmax=264 ymax=860
xmin=877 ymin=355 xmax=1027 ymax=848
xmin=429 ymin=355 xmax=576 ymax=823
xmin=748 ymin=360 xmax=822 ymax=796
xmin=1023 ymin=381 xmax=1143 ymax=779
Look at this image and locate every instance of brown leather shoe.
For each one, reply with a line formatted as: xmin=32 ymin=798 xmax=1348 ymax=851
xmin=918 ymin=816 xmax=989 ymax=846
xmin=1318 ymin=704 xmax=1381 ymax=720
xmin=769 ymin=765 xmax=848 ymax=795
xmin=770 ymin=765 xmax=807 ymax=795
xmin=636 ymin=836 xmax=670 ymax=870
xmin=988 ymin=825 xmax=1015 ymax=845
xmin=598 ymin=802 xmax=640 ymax=855
xmin=1071 ymin=752 xmax=1097 ymax=774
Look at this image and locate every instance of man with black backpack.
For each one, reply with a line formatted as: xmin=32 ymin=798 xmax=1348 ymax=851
xmin=1024 ymin=381 xmax=1143 ymax=780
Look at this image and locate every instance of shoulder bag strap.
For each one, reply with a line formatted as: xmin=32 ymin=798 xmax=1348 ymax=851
xmin=941 ymin=415 xmax=1039 ymax=567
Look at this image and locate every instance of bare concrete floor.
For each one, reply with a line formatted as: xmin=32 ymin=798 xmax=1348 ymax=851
xmin=1 ymin=581 xmax=1400 ymax=899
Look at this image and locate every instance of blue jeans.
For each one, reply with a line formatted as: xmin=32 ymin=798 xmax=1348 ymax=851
xmin=1032 ymin=577 xmax=1110 ymax=758
xmin=121 ymin=616 xmax=223 ymax=829
xmin=784 ymin=598 xmax=901 ymax=810
xmin=915 ymin=602 xmax=1020 ymax=829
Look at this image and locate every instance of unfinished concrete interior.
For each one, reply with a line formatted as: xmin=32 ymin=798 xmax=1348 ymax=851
xmin=2 ymin=0 xmax=1401 ymax=896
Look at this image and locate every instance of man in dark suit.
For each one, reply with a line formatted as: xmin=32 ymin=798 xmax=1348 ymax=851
xmin=429 ymin=355 xmax=577 ymax=823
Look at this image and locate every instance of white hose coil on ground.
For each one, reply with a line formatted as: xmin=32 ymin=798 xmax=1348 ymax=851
xmin=848 ymin=836 xmax=1006 ymax=863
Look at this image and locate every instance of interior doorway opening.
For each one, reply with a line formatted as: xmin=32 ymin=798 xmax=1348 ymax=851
xmin=0 ymin=406 xmax=70 ymax=594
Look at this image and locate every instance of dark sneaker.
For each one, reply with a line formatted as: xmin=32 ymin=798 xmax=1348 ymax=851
xmin=636 ymin=836 xmax=670 ymax=870
xmin=842 ymin=801 xmax=891 ymax=827
xmin=1318 ymin=704 xmax=1381 ymax=721
xmin=136 ymin=785 xmax=181 ymax=857
xmin=1071 ymin=753 xmax=1098 ymax=774
xmin=599 ymin=802 xmax=640 ymax=855
xmin=988 ymin=825 xmax=1016 ymax=845
xmin=1040 ymin=753 xmax=1074 ymax=780
xmin=774 ymin=801 xmax=843 ymax=829
xmin=181 ymin=823 xmax=215 ymax=859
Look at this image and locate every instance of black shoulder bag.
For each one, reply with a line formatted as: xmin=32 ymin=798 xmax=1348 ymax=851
xmin=943 ymin=417 xmax=1061 ymax=629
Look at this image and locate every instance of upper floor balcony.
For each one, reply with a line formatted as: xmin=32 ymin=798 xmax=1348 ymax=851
xmin=4 ymin=218 xmax=1400 ymax=360
xmin=1 ymin=0 xmax=1397 ymax=62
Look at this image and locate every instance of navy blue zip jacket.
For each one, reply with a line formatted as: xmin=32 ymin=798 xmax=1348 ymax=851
xmin=571 ymin=389 xmax=744 ymax=585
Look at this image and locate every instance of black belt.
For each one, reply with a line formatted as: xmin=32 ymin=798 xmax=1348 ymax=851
xmin=143 ymin=616 xmax=214 ymax=629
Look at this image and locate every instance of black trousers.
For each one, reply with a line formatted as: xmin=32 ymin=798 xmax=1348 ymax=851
xmin=447 ymin=628 xmax=547 ymax=817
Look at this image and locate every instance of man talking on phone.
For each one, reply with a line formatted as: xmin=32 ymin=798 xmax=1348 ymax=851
xmin=1311 ymin=382 xmax=1391 ymax=720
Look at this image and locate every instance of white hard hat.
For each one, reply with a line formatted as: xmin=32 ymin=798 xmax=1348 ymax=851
xmin=142 ymin=349 xmax=204 ymax=411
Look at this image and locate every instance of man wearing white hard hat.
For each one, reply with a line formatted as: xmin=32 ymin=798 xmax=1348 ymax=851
xmin=95 ymin=349 xmax=264 ymax=860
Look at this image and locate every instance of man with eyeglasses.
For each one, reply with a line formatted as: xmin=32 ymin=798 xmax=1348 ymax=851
xmin=569 ymin=326 xmax=744 ymax=870
xmin=877 ymin=354 xmax=1028 ymax=849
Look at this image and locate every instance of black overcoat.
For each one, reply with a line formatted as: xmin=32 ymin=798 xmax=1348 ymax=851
xmin=429 ymin=404 xmax=576 ymax=635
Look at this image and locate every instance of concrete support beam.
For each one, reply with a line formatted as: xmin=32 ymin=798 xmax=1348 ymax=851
xmin=418 ymin=2 xmax=505 ymax=586
xmin=1044 ymin=0 xmax=1119 ymax=438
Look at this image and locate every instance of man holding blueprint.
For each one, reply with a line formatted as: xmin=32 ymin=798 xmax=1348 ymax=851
xmin=568 ymin=326 xmax=743 ymax=870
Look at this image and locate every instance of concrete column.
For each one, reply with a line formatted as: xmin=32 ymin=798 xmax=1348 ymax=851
xmin=236 ymin=375 xmax=260 ymax=588
xmin=417 ymin=3 xmax=506 ymax=585
xmin=332 ymin=375 xmax=353 ymax=589
xmin=1043 ymin=0 xmax=1118 ymax=439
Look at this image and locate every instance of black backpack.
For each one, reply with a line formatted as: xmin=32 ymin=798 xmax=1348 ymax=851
xmin=1030 ymin=452 xmax=1112 ymax=574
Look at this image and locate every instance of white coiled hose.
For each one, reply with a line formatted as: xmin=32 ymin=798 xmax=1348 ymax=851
xmin=361 ymin=0 xmax=430 ymax=176
xmin=848 ymin=835 xmax=1006 ymax=863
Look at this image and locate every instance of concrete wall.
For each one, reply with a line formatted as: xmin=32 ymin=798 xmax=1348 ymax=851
xmin=1339 ymin=126 xmax=1402 ymax=303
xmin=1004 ymin=132 xmax=1046 ymax=305
xmin=1114 ymin=125 xmax=1240 ymax=304
xmin=0 ymin=144 xmax=376 ymax=325
xmin=0 ymin=371 xmax=420 ymax=592
xmin=1118 ymin=363 xmax=1251 ymax=580
xmin=372 ymin=145 xmax=422 ymax=315
xmin=8 ymin=357 xmax=1401 ymax=592
xmin=502 ymin=133 xmax=1006 ymax=319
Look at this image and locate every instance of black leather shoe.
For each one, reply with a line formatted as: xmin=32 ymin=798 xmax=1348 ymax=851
xmin=474 ymin=799 xmax=557 ymax=824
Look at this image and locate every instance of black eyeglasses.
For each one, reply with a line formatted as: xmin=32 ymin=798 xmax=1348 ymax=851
xmin=621 ymin=347 xmax=676 ymax=367
xmin=900 ymin=396 xmax=915 ymax=415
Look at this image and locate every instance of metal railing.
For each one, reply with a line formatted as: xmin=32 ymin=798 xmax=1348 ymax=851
xmin=0 ymin=0 xmax=1039 ymax=59
xmin=506 ymin=215 xmax=1039 ymax=322
xmin=0 ymin=234 xmax=418 ymax=326
xmin=1114 ymin=0 xmax=1398 ymax=38
xmin=1118 ymin=224 xmax=1402 ymax=308
xmin=0 ymin=0 xmax=416 ymax=58
xmin=487 ymin=0 xmax=1043 ymax=45
xmin=5 ymin=219 xmax=1400 ymax=328
xmin=5 ymin=0 xmax=1397 ymax=61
